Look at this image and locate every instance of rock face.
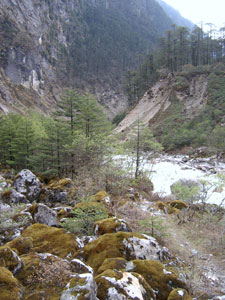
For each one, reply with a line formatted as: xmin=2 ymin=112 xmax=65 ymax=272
xmin=13 ymin=170 xmax=41 ymax=201
xmin=60 ymin=273 xmax=98 ymax=300
xmin=95 ymin=270 xmax=155 ymax=300
xmin=32 ymin=203 xmax=57 ymax=226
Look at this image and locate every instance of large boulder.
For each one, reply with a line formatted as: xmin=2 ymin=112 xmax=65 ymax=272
xmin=40 ymin=178 xmax=71 ymax=203
xmin=95 ymin=270 xmax=155 ymax=300
xmin=17 ymin=252 xmax=74 ymax=299
xmin=13 ymin=170 xmax=42 ymax=201
xmin=28 ymin=203 xmax=57 ymax=226
xmin=168 ymin=288 xmax=192 ymax=300
xmin=1 ymin=189 xmax=28 ymax=205
xmin=78 ymin=232 xmax=167 ymax=272
xmin=94 ymin=217 xmax=132 ymax=235
xmin=60 ymin=273 xmax=98 ymax=300
xmin=0 ymin=246 xmax=23 ymax=275
xmin=21 ymin=223 xmax=80 ymax=258
xmin=127 ymin=260 xmax=187 ymax=300
xmin=0 ymin=267 xmax=22 ymax=300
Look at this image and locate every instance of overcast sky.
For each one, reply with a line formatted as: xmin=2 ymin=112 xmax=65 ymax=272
xmin=163 ymin=0 xmax=225 ymax=29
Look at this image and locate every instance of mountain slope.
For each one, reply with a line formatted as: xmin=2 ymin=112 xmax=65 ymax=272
xmin=0 ymin=0 xmax=192 ymax=116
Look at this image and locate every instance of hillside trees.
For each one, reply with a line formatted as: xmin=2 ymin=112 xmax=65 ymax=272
xmin=0 ymin=90 xmax=111 ymax=177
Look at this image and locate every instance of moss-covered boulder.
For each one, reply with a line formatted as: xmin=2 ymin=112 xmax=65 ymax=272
xmin=127 ymin=260 xmax=187 ymax=300
xmin=168 ymin=289 xmax=192 ymax=300
xmin=157 ymin=201 xmax=178 ymax=214
xmin=6 ymin=236 xmax=33 ymax=255
xmin=21 ymin=224 xmax=79 ymax=258
xmin=60 ymin=273 xmax=98 ymax=300
xmin=0 ymin=246 xmax=23 ymax=275
xmin=79 ymin=232 xmax=165 ymax=272
xmin=96 ymin=257 xmax=127 ymax=275
xmin=95 ymin=269 xmax=155 ymax=300
xmin=0 ymin=267 xmax=22 ymax=300
xmin=71 ymin=259 xmax=94 ymax=274
xmin=169 ymin=201 xmax=188 ymax=210
xmin=91 ymin=190 xmax=110 ymax=205
xmin=17 ymin=252 xmax=74 ymax=297
xmin=94 ymin=217 xmax=132 ymax=235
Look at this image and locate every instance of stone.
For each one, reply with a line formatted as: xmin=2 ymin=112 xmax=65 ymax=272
xmin=2 ymin=188 xmax=28 ymax=204
xmin=0 ymin=267 xmax=22 ymax=300
xmin=94 ymin=217 xmax=132 ymax=235
xmin=96 ymin=270 xmax=155 ymax=300
xmin=60 ymin=273 xmax=98 ymax=300
xmin=79 ymin=232 xmax=167 ymax=272
xmin=13 ymin=169 xmax=41 ymax=201
xmin=0 ymin=246 xmax=23 ymax=275
xmin=127 ymin=260 xmax=187 ymax=300
xmin=167 ymin=288 xmax=192 ymax=300
xmin=6 ymin=236 xmax=33 ymax=255
xmin=17 ymin=252 xmax=74 ymax=298
xmin=33 ymin=203 xmax=57 ymax=226
xmin=71 ymin=259 xmax=94 ymax=274
xmin=21 ymin=223 xmax=80 ymax=258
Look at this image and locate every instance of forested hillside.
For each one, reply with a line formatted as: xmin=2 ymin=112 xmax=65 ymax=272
xmin=0 ymin=0 xmax=190 ymax=116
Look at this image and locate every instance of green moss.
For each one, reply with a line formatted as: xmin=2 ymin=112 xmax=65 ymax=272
xmin=169 ymin=201 xmax=188 ymax=210
xmin=131 ymin=260 xmax=186 ymax=300
xmin=48 ymin=178 xmax=71 ymax=191
xmin=96 ymin=257 xmax=127 ymax=275
xmin=6 ymin=236 xmax=33 ymax=255
xmin=91 ymin=190 xmax=109 ymax=202
xmin=80 ymin=232 xmax=147 ymax=272
xmin=21 ymin=224 xmax=79 ymax=258
xmin=0 ymin=267 xmax=21 ymax=300
xmin=168 ymin=288 xmax=192 ymax=300
xmin=0 ymin=246 xmax=21 ymax=273
xmin=74 ymin=201 xmax=109 ymax=217
xmin=94 ymin=218 xmax=127 ymax=235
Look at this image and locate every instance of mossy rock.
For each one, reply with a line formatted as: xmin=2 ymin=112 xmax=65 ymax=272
xmin=129 ymin=260 xmax=187 ymax=300
xmin=94 ymin=217 xmax=132 ymax=235
xmin=60 ymin=273 xmax=97 ymax=300
xmin=24 ymin=291 xmax=60 ymax=300
xmin=47 ymin=178 xmax=71 ymax=191
xmin=91 ymin=190 xmax=110 ymax=204
xmin=157 ymin=201 xmax=178 ymax=214
xmin=0 ymin=246 xmax=23 ymax=274
xmin=79 ymin=232 xmax=159 ymax=272
xmin=0 ymin=267 xmax=22 ymax=300
xmin=6 ymin=236 xmax=33 ymax=255
xmin=96 ymin=257 xmax=127 ymax=275
xmin=21 ymin=224 xmax=79 ymax=258
xmin=95 ymin=269 xmax=155 ymax=300
xmin=169 ymin=201 xmax=188 ymax=210
xmin=17 ymin=252 xmax=73 ymax=296
xmin=168 ymin=288 xmax=192 ymax=300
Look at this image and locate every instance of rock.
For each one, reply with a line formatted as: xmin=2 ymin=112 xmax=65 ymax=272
xmin=0 ymin=246 xmax=23 ymax=275
xmin=94 ymin=217 xmax=132 ymax=235
xmin=40 ymin=178 xmax=71 ymax=203
xmin=0 ymin=201 xmax=11 ymax=211
xmin=169 ymin=201 xmax=188 ymax=210
xmin=91 ymin=190 xmax=111 ymax=205
xmin=79 ymin=232 xmax=167 ymax=272
xmin=17 ymin=252 xmax=74 ymax=298
xmin=21 ymin=223 xmax=80 ymax=258
xmin=13 ymin=169 xmax=41 ymax=201
xmin=31 ymin=203 xmax=57 ymax=226
xmin=95 ymin=270 xmax=155 ymax=300
xmin=96 ymin=257 xmax=128 ymax=275
xmin=168 ymin=288 xmax=192 ymax=300
xmin=0 ymin=267 xmax=22 ymax=300
xmin=60 ymin=273 xmax=98 ymax=300
xmin=1 ymin=189 xmax=28 ymax=204
xmin=71 ymin=259 xmax=94 ymax=274
xmin=6 ymin=236 xmax=33 ymax=255
xmin=127 ymin=260 xmax=187 ymax=300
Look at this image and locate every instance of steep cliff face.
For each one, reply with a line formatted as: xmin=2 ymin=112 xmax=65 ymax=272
xmin=116 ymin=73 xmax=208 ymax=133
xmin=0 ymin=0 xmax=189 ymax=116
